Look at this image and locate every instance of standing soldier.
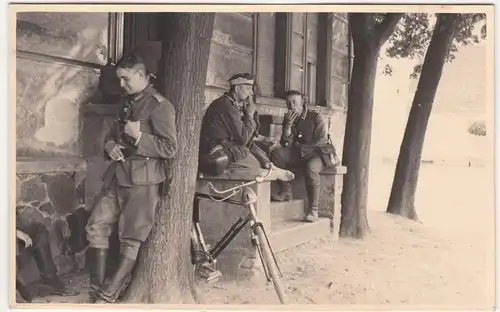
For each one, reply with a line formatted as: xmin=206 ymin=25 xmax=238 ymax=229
xmin=270 ymin=90 xmax=338 ymax=222
xmin=85 ymin=52 xmax=178 ymax=303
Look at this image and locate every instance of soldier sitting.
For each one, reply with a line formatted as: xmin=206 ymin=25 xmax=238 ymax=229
xmin=270 ymin=90 xmax=338 ymax=222
xmin=16 ymin=221 xmax=76 ymax=302
xmin=198 ymin=73 xmax=294 ymax=182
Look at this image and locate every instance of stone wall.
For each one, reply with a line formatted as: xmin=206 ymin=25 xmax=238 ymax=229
xmin=16 ymin=170 xmax=87 ymax=284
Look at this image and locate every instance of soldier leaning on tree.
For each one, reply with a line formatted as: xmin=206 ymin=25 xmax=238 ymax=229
xmin=85 ymin=50 xmax=178 ymax=303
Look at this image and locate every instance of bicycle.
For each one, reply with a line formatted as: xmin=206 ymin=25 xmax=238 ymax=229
xmin=190 ymin=168 xmax=287 ymax=304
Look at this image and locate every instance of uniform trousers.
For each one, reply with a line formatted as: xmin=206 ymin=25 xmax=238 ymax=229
xmin=270 ymin=146 xmax=324 ymax=208
xmin=86 ymin=181 xmax=160 ymax=260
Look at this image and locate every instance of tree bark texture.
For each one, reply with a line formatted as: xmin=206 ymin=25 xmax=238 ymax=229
xmin=340 ymin=13 xmax=403 ymax=239
xmin=123 ymin=13 xmax=215 ymax=303
xmin=386 ymin=14 xmax=460 ymax=220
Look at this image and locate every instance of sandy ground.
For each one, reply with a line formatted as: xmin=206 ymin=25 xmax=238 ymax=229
xmin=18 ymin=162 xmax=495 ymax=309
xmin=197 ymin=163 xmax=495 ymax=309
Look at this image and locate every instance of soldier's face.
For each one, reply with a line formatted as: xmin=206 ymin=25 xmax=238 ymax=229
xmin=235 ymin=84 xmax=253 ymax=101
xmin=286 ymin=94 xmax=303 ymax=114
xmin=116 ymin=67 xmax=148 ymax=95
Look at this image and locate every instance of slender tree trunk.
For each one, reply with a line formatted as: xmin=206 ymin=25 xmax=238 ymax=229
xmin=340 ymin=13 xmax=403 ymax=239
xmin=340 ymin=45 xmax=378 ymax=238
xmin=386 ymin=14 xmax=460 ymax=220
xmin=122 ymin=13 xmax=215 ymax=303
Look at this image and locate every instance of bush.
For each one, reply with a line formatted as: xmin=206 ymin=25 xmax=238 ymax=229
xmin=468 ymin=121 xmax=487 ymax=136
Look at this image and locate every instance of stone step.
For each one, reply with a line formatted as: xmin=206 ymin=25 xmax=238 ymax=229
xmin=268 ymin=218 xmax=332 ymax=253
xmin=270 ymin=199 xmax=306 ymax=224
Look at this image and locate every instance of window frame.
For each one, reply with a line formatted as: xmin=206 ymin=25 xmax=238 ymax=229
xmin=329 ymin=13 xmax=351 ymax=109
xmin=16 ymin=12 xmax=124 ymax=70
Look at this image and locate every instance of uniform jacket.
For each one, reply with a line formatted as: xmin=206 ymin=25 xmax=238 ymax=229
xmin=199 ymin=93 xmax=261 ymax=164
xmin=280 ymin=107 xmax=328 ymax=159
xmin=104 ymin=85 xmax=178 ymax=187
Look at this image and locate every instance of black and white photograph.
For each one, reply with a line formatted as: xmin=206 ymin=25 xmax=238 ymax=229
xmin=9 ymin=3 xmax=495 ymax=309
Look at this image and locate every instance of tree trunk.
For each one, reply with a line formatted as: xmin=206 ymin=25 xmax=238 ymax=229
xmin=122 ymin=13 xmax=215 ymax=304
xmin=339 ymin=13 xmax=403 ymax=239
xmin=386 ymin=14 xmax=460 ymax=220
xmin=339 ymin=45 xmax=378 ymax=238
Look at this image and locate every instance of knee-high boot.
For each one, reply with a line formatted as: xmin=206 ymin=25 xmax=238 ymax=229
xmin=31 ymin=244 xmax=76 ymax=295
xmin=16 ymin=278 xmax=34 ymax=303
xmin=87 ymin=247 xmax=108 ymax=302
xmin=304 ymin=184 xmax=319 ymax=222
xmin=95 ymin=255 xmax=135 ymax=303
xmin=271 ymin=181 xmax=293 ymax=202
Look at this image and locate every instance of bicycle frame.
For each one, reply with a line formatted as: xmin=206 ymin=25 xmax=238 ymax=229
xmin=193 ymin=192 xmax=252 ymax=260
xmin=193 ymin=168 xmax=272 ymax=257
xmin=191 ymin=168 xmax=286 ymax=303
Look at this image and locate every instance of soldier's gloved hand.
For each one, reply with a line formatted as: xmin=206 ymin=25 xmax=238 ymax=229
xmin=16 ymin=230 xmax=32 ymax=248
xmin=105 ymin=141 xmax=125 ymax=161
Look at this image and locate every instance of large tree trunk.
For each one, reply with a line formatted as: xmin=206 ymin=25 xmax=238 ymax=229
xmin=340 ymin=13 xmax=403 ymax=239
xmin=122 ymin=13 xmax=215 ymax=303
xmin=386 ymin=14 xmax=460 ymax=220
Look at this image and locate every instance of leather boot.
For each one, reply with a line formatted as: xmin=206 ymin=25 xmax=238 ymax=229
xmin=31 ymin=244 xmax=75 ymax=295
xmin=304 ymin=184 xmax=320 ymax=222
xmin=87 ymin=248 xmax=108 ymax=303
xmin=106 ymin=231 xmax=121 ymax=276
xmin=271 ymin=181 xmax=293 ymax=202
xmin=96 ymin=256 xmax=136 ymax=303
xmin=16 ymin=278 xmax=34 ymax=303
xmin=304 ymin=204 xmax=319 ymax=222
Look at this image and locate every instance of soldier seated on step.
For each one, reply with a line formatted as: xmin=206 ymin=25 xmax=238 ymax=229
xmin=198 ymin=73 xmax=294 ymax=182
xmin=15 ymin=220 xmax=77 ymax=303
xmin=270 ymin=90 xmax=338 ymax=223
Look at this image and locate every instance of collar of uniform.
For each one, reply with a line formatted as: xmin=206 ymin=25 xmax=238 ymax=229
xmin=223 ymin=92 xmax=242 ymax=109
xmin=300 ymin=105 xmax=308 ymax=120
xmin=130 ymin=84 xmax=154 ymax=103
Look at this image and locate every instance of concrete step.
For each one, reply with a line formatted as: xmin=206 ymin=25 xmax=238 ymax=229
xmin=268 ymin=218 xmax=332 ymax=253
xmin=270 ymin=199 xmax=306 ymax=224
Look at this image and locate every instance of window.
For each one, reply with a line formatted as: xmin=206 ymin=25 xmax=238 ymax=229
xmin=274 ymin=13 xmax=350 ymax=108
xmin=203 ymin=12 xmax=350 ymax=108
xmin=205 ymin=13 xmax=276 ymax=99
xmin=274 ymin=13 xmax=324 ymax=106
xmin=16 ymin=12 xmax=123 ymax=159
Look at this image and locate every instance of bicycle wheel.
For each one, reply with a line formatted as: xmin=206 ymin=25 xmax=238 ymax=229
xmin=254 ymin=225 xmax=287 ymax=304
